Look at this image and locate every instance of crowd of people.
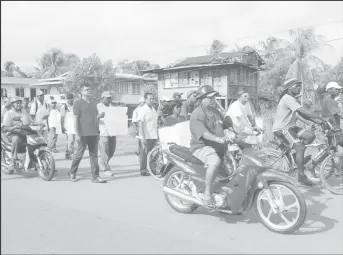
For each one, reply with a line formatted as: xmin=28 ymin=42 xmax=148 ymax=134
xmin=1 ymin=80 xmax=342 ymax=202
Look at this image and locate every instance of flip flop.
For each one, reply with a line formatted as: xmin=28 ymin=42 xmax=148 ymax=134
xmin=203 ymin=197 xmax=217 ymax=212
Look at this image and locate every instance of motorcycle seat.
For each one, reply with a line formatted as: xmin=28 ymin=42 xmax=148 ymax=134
xmin=169 ymin=145 xmax=204 ymax=165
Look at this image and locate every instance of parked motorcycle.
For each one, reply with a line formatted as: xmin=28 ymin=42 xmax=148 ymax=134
xmin=159 ymin=135 xmax=307 ymax=234
xmin=1 ymin=123 xmax=55 ymax=181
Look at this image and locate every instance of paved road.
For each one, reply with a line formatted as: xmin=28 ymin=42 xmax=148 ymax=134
xmin=2 ymin=135 xmax=343 ymax=254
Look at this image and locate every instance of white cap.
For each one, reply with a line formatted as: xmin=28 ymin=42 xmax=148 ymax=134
xmin=326 ymin=82 xmax=342 ymax=91
xmin=139 ymin=97 xmax=144 ymax=103
xmin=161 ymin=96 xmax=171 ymax=101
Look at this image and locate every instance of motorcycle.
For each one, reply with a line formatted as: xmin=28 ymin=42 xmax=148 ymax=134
xmin=159 ymin=133 xmax=307 ymax=234
xmin=1 ymin=122 xmax=55 ymax=181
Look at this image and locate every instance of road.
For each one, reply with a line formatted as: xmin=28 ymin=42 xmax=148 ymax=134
xmin=1 ymin=135 xmax=343 ymax=254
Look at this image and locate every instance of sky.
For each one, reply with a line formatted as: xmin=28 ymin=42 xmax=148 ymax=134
xmin=1 ymin=1 xmax=343 ymax=72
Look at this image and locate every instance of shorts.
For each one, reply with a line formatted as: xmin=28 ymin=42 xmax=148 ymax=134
xmin=192 ymin=146 xmax=220 ymax=166
xmin=273 ymin=126 xmax=306 ymax=148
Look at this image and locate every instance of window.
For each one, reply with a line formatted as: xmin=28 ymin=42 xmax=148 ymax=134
xmin=131 ymin=83 xmax=141 ymax=95
xmin=200 ymin=70 xmax=210 ymax=85
xmin=170 ymin=73 xmax=178 ymax=88
xmin=189 ymin=71 xmax=200 ymax=87
xmin=15 ymin=87 xmax=25 ymax=97
xmin=212 ymin=71 xmax=221 ymax=88
xmin=114 ymin=82 xmax=130 ymax=94
xmin=1 ymin=88 xmax=7 ymax=98
xmin=178 ymin=72 xmax=188 ymax=87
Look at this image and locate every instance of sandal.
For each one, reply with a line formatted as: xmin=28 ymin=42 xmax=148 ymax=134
xmin=203 ymin=197 xmax=217 ymax=211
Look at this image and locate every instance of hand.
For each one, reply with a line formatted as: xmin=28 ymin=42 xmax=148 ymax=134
xmin=75 ymin=135 xmax=81 ymax=144
xmin=99 ymin=112 xmax=105 ymax=119
xmin=216 ymin=137 xmax=230 ymax=144
xmin=42 ymin=114 xmax=49 ymax=120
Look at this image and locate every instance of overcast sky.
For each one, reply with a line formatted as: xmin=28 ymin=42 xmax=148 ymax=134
xmin=1 ymin=1 xmax=343 ymax=71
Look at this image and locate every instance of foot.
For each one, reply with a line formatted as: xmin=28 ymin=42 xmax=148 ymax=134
xmin=140 ymin=171 xmax=150 ymax=176
xmin=65 ymin=155 xmax=71 ymax=160
xmin=104 ymin=171 xmax=114 ymax=177
xmin=203 ymin=195 xmax=217 ymax=210
xmin=92 ymin=177 xmax=107 ymax=183
xmin=68 ymin=173 xmax=78 ymax=182
xmin=298 ymin=175 xmax=315 ymax=186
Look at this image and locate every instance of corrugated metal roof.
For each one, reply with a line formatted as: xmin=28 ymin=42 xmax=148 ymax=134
xmin=173 ymin=52 xmax=240 ymax=67
xmin=1 ymin=77 xmax=40 ymax=85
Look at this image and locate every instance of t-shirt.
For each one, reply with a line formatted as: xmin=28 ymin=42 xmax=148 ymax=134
xmin=226 ymin=100 xmax=253 ymax=133
xmin=322 ymin=95 xmax=340 ymax=127
xmin=163 ymin=115 xmax=186 ymax=127
xmin=138 ymin=104 xmax=158 ymax=139
xmin=272 ymin=94 xmax=302 ymax=132
xmin=73 ymin=98 xmax=99 ymax=136
xmin=189 ymin=106 xmax=225 ymax=154
xmin=97 ymin=102 xmax=110 ymax=137
xmin=3 ymin=109 xmax=30 ymax=127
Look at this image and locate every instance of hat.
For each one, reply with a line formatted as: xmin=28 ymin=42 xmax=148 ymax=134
xmin=66 ymin=93 xmax=74 ymax=99
xmin=186 ymin=90 xmax=197 ymax=99
xmin=10 ymin=96 xmax=22 ymax=104
xmin=326 ymin=82 xmax=342 ymax=91
xmin=161 ymin=96 xmax=171 ymax=101
xmin=37 ymin=90 xmax=45 ymax=96
xmin=283 ymin=78 xmax=302 ymax=91
xmin=173 ymin=92 xmax=183 ymax=98
xmin=237 ymin=90 xmax=248 ymax=98
xmin=101 ymin=91 xmax=112 ymax=98
xmin=139 ymin=97 xmax=144 ymax=103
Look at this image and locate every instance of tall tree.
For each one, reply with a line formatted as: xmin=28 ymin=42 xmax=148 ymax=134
xmin=2 ymin=61 xmax=30 ymax=78
xmin=209 ymin=40 xmax=227 ymax=56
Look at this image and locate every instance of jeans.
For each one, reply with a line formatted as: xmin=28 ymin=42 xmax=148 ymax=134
xmin=98 ymin=136 xmax=116 ymax=171
xmin=139 ymin=139 xmax=157 ymax=172
xmin=8 ymin=134 xmax=26 ymax=160
xmin=48 ymin=128 xmax=58 ymax=150
xmin=69 ymin=135 xmax=100 ymax=180
xmin=65 ymin=133 xmax=76 ymax=157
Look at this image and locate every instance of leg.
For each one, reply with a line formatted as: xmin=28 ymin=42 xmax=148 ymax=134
xmin=50 ymin=128 xmax=58 ymax=151
xmin=69 ymin=136 xmax=87 ymax=176
xmin=193 ymin=146 xmax=221 ymax=207
xmin=87 ymin=135 xmax=101 ymax=180
xmin=9 ymin=135 xmax=21 ymax=160
xmin=298 ymin=130 xmax=315 ymax=145
xmin=70 ymin=134 xmax=75 ymax=155
xmin=65 ymin=134 xmax=70 ymax=159
xmin=98 ymin=136 xmax=110 ymax=172
xmin=108 ymin=136 xmax=116 ymax=160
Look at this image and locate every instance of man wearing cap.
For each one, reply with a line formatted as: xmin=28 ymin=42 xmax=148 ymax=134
xmin=273 ymin=78 xmax=326 ymax=186
xmin=2 ymin=97 xmax=32 ymax=170
xmin=180 ymin=90 xmax=197 ymax=120
xmin=132 ymin=97 xmax=145 ymax=156
xmin=226 ymin=90 xmax=261 ymax=144
xmin=60 ymin=93 xmax=76 ymax=159
xmin=47 ymin=100 xmax=61 ymax=153
xmin=97 ymin=91 xmax=116 ymax=177
xmin=30 ymin=90 xmax=49 ymax=141
xmin=172 ymin=92 xmax=183 ymax=102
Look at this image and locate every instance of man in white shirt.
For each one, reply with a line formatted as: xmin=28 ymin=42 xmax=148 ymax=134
xmin=226 ymin=90 xmax=261 ymax=145
xmin=30 ymin=90 xmax=49 ymax=141
xmin=131 ymin=97 xmax=145 ymax=156
xmin=60 ymin=93 xmax=75 ymax=159
xmin=97 ymin=91 xmax=116 ymax=177
xmin=138 ymin=92 xmax=158 ymax=176
xmin=47 ymin=100 xmax=61 ymax=153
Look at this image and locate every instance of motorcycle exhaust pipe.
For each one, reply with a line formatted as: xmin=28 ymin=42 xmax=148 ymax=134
xmin=162 ymin=186 xmax=204 ymax=206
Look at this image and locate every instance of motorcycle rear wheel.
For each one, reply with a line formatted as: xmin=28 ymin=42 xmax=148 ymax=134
xmin=147 ymin=145 xmax=165 ymax=181
xmin=254 ymin=181 xmax=306 ymax=234
xmin=164 ymin=167 xmax=199 ymax=214
xmin=37 ymin=151 xmax=55 ymax=181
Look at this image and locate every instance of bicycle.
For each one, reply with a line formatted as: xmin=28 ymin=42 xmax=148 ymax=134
xmin=262 ymin=122 xmax=343 ymax=195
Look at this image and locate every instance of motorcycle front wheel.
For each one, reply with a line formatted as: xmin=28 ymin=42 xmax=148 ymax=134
xmin=37 ymin=150 xmax=55 ymax=181
xmin=254 ymin=181 xmax=306 ymax=234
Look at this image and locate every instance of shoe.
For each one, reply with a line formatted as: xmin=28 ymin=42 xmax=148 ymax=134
xmin=68 ymin=173 xmax=78 ymax=182
xmin=140 ymin=171 xmax=151 ymax=176
xmin=92 ymin=177 xmax=107 ymax=183
xmin=104 ymin=171 xmax=114 ymax=177
xmin=298 ymin=175 xmax=314 ymax=186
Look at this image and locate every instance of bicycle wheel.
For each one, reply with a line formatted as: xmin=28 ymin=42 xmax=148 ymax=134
xmin=261 ymin=148 xmax=295 ymax=178
xmin=147 ymin=145 xmax=165 ymax=180
xmin=319 ymin=155 xmax=343 ymax=195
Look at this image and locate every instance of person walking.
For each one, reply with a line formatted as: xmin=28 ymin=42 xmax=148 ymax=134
xmin=60 ymin=93 xmax=76 ymax=160
xmin=132 ymin=97 xmax=145 ymax=156
xmin=68 ymin=84 xmax=106 ymax=183
xmin=47 ymin=100 xmax=61 ymax=153
xmin=30 ymin=90 xmax=49 ymax=141
xmin=97 ymin=91 xmax=116 ymax=177
xmin=138 ymin=92 xmax=158 ymax=176
xmin=180 ymin=90 xmax=197 ymax=120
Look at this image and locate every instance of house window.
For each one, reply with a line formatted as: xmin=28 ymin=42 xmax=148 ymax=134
xmin=131 ymin=83 xmax=141 ymax=95
xmin=114 ymin=82 xmax=130 ymax=94
xmin=1 ymin=88 xmax=8 ymax=98
xmin=15 ymin=87 xmax=25 ymax=97
xmin=200 ymin=70 xmax=211 ymax=85
xmin=212 ymin=71 xmax=221 ymax=88
xmin=189 ymin=71 xmax=200 ymax=87
xmin=178 ymin=72 xmax=188 ymax=87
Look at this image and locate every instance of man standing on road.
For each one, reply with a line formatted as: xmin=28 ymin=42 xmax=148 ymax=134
xmin=97 ymin=91 xmax=116 ymax=177
xmin=138 ymin=92 xmax=158 ymax=176
xmin=30 ymin=90 xmax=49 ymax=141
xmin=180 ymin=90 xmax=197 ymax=120
xmin=60 ymin=93 xmax=75 ymax=160
xmin=132 ymin=97 xmax=145 ymax=156
xmin=68 ymin=84 xmax=106 ymax=183
xmin=47 ymin=100 xmax=61 ymax=153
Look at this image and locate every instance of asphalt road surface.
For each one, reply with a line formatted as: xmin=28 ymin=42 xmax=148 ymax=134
xmin=2 ymin=135 xmax=343 ymax=254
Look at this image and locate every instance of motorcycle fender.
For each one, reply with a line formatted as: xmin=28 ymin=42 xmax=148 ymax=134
xmin=262 ymin=170 xmax=297 ymax=186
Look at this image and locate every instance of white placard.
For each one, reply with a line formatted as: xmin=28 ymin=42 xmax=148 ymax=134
xmin=64 ymin=112 xmax=75 ymax=134
xmin=48 ymin=110 xmax=62 ymax=134
xmin=103 ymin=107 xmax=128 ymax=136
xmin=159 ymin=121 xmax=191 ymax=149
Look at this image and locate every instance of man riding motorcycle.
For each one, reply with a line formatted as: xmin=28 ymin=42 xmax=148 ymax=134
xmin=2 ymin=97 xmax=33 ymax=170
xmin=189 ymin=85 xmax=232 ymax=209
xmin=273 ymin=78 xmax=326 ymax=186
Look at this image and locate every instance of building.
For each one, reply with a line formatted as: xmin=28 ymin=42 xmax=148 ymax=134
xmin=141 ymin=51 xmax=265 ymax=109
xmin=1 ymin=77 xmax=43 ymax=99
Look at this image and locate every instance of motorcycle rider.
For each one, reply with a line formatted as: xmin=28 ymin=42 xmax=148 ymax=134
xmin=2 ymin=97 xmax=32 ymax=170
xmin=189 ymin=85 xmax=231 ymax=209
xmin=273 ymin=78 xmax=326 ymax=186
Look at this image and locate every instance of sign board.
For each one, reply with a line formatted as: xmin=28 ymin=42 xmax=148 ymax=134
xmin=103 ymin=107 xmax=128 ymax=136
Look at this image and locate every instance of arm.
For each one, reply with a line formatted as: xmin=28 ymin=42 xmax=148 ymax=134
xmin=60 ymin=105 xmax=66 ymax=131
xmin=73 ymin=115 xmax=81 ymax=138
xmin=2 ymin=113 xmax=21 ymax=133
xmin=180 ymin=103 xmax=189 ymax=120
xmin=296 ymin=107 xmax=325 ymax=123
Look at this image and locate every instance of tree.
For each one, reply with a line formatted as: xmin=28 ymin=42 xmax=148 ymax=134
xmin=36 ymin=48 xmax=80 ymax=78
xmin=2 ymin=61 xmax=29 ymax=78
xmin=64 ymin=54 xmax=116 ymax=99
xmin=208 ymin=40 xmax=227 ymax=56
xmin=115 ymin=59 xmax=160 ymax=76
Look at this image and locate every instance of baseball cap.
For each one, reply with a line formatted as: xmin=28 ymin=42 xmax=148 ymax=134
xmin=37 ymin=90 xmax=45 ymax=96
xmin=326 ymin=82 xmax=342 ymax=91
xmin=10 ymin=96 xmax=22 ymax=104
xmin=186 ymin=90 xmax=197 ymax=99
xmin=66 ymin=93 xmax=74 ymax=99
xmin=101 ymin=91 xmax=112 ymax=98
xmin=51 ymin=100 xmax=57 ymax=104
xmin=173 ymin=92 xmax=183 ymax=98
xmin=139 ymin=97 xmax=144 ymax=103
